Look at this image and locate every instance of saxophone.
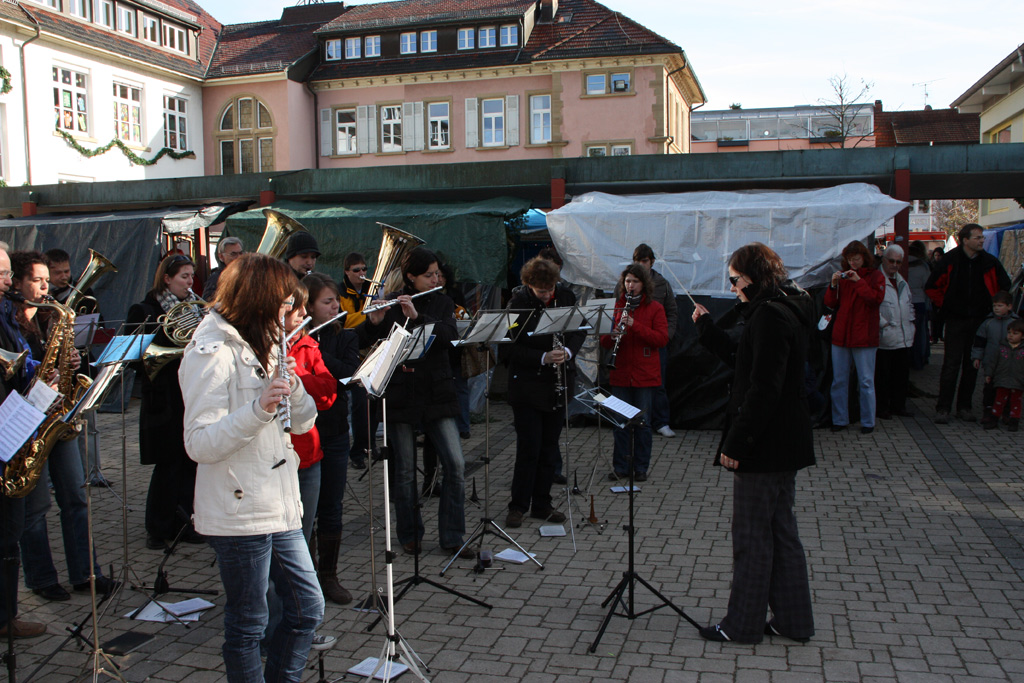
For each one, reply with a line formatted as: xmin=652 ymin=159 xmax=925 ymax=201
xmin=1 ymin=295 xmax=93 ymax=498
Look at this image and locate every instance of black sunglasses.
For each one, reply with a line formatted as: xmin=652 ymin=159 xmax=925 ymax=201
xmin=729 ymin=275 xmax=742 ymax=286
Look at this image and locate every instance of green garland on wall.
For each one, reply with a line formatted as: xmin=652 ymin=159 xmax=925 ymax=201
xmin=0 ymin=66 xmax=10 ymax=95
xmin=56 ymin=128 xmax=196 ymax=166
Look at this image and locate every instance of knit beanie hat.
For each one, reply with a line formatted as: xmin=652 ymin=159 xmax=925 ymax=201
xmin=284 ymin=232 xmax=321 ymax=260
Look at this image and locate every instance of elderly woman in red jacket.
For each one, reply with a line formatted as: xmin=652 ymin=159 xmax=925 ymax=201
xmin=824 ymin=241 xmax=885 ymax=434
xmin=600 ymin=264 xmax=668 ymax=481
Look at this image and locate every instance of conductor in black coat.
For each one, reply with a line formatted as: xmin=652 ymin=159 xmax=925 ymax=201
xmin=357 ymin=247 xmax=470 ymax=558
xmin=503 ymin=258 xmax=584 ymax=528
xmin=691 ymin=243 xmax=815 ymax=645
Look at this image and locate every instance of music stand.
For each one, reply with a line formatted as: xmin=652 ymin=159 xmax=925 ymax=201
xmin=441 ymin=309 xmax=542 ymax=575
xmin=575 ymin=388 xmax=699 ymax=652
xmin=577 ymin=298 xmax=620 ymax=496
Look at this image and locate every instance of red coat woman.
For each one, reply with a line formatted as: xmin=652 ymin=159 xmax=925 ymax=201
xmin=288 ymin=334 xmax=337 ymax=471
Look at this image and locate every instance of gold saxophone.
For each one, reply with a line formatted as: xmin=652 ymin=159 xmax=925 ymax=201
xmin=1 ymin=296 xmax=92 ymax=498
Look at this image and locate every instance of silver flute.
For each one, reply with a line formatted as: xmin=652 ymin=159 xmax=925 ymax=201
xmin=361 ymin=286 xmax=443 ymax=316
xmin=308 ymin=311 xmax=348 ymax=336
xmin=277 ymin=314 xmax=292 ymax=433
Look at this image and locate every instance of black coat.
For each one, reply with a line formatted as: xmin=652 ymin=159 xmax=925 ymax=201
xmin=696 ymin=285 xmax=816 ymax=473
xmin=504 ymin=285 xmax=586 ymax=411
xmin=126 ymin=293 xmax=186 ymax=467
xmin=310 ymin=324 xmax=360 ymax=438
xmin=356 ymin=287 xmax=459 ymax=424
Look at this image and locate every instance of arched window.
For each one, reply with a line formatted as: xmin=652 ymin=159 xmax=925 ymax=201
xmin=215 ymin=95 xmax=275 ymax=174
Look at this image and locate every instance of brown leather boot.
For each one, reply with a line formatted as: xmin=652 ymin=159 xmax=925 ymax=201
xmin=316 ymin=530 xmax=352 ymax=605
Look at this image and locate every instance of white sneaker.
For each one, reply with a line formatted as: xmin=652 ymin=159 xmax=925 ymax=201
xmin=656 ymin=425 xmax=676 ymax=437
xmin=310 ymin=632 xmax=336 ymax=650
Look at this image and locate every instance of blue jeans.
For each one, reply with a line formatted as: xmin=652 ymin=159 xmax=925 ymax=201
xmin=297 ymin=464 xmax=321 ymax=544
xmin=830 ymin=345 xmax=877 ymax=428
xmin=207 ymin=531 xmax=324 ymax=683
xmin=610 ymin=386 xmax=654 ymax=475
xmin=454 ymin=374 xmax=471 ymax=434
xmin=20 ymin=439 xmax=101 ymax=588
xmin=316 ymin=434 xmax=348 ymax=535
xmin=651 ymin=346 xmax=671 ymax=429
xmin=389 ymin=418 xmax=465 ymax=548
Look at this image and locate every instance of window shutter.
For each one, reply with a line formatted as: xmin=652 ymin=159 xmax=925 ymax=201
xmin=412 ymin=101 xmax=424 ymax=151
xmin=506 ymin=95 xmax=519 ymax=146
xmin=402 ymin=102 xmax=416 ymax=151
xmin=319 ymin=108 xmax=333 ymax=156
xmin=358 ymin=105 xmax=378 ymax=154
xmin=465 ymin=98 xmax=478 ymax=149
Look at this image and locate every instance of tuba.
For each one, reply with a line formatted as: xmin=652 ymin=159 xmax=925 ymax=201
xmin=1 ymin=295 xmax=92 ymax=497
xmin=258 ymin=209 xmax=309 ymax=260
xmin=361 ymin=223 xmax=424 ymax=312
xmin=64 ymin=249 xmax=117 ymax=314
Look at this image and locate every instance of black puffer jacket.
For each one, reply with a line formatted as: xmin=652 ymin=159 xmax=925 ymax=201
xmin=696 ymin=284 xmax=816 ymax=473
xmin=310 ymin=324 xmax=359 ymax=437
xmin=504 ymin=284 xmax=586 ymax=411
xmin=356 ymin=286 xmax=458 ymax=424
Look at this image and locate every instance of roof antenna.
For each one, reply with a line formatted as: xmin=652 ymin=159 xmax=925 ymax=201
xmin=912 ymin=79 xmax=942 ymax=108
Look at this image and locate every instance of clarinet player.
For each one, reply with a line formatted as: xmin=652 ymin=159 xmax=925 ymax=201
xmin=600 ymin=264 xmax=668 ymax=482
xmin=504 ymin=257 xmax=584 ymax=528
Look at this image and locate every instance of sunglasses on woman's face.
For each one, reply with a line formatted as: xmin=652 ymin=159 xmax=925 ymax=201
xmin=729 ymin=275 xmax=742 ymax=286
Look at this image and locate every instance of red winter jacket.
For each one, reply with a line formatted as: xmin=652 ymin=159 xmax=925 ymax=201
xmin=823 ymin=266 xmax=885 ymax=348
xmin=288 ymin=334 xmax=337 ymax=470
xmin=600 ymin=294 xmax=668 ymax=387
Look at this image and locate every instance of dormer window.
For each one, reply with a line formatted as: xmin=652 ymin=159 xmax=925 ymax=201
xmin=68 ymin=0 xmax=90 ymax=20
xmin=365 ymin=36 xmax=380 ymax=57
xmin=499 ymin=25 xmax=517 ymax=46
xmin=98 ymin=0 xmax=114 ymax=28
xmin=345 ymin=37 xmax=360 ymax=59
xmin=420 ymin=30 xmax=437 ymax=53
xmin=457 ymin=28 xmax=474 ymax=50
xmin=479 ymin=27 xmax=496 ymax=48
xmin=142 ymin=15 xmax=159 ymax=44
xmin=165 ymin=24 xmax=188 ymax=53
xmin=326 ymin=39 xmax=342 ymax=60
xmin=118 ymin=6 xmax=135 ymax=36
xmin=400 ymin=32 xmax=417 ymax=54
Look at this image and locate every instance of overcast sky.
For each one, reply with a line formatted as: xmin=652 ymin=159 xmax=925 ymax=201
xmin=200 ymin=0 xmax=1023 ymax=112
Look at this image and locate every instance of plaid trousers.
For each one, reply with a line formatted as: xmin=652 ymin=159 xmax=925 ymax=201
xmin=720 ymin=470 xmax=814 ymax=642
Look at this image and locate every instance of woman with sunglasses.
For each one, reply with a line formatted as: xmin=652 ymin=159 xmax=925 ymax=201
xmin=126 ymin=253 xmax=204 ymax=549
xmin=691 ymin=242 xmax=815 ymax=644
xmin=599 ymin=264 xmax=668 ymax=482
xmin=339 ymin=253 xmax=374 ymax=470
xmin=179 ymin=253 xmax=322 ymax=683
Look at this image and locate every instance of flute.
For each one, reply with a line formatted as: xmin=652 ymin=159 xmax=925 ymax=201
xmin=277 ymin=314 xmax=292 ymax=433
xmin=362 ymin=286 xmax=443 ymax=316
xmin=308 ymin=311 xmax=348 ymax=336
xmin=285 ymin=316 xmax=313 ymax=344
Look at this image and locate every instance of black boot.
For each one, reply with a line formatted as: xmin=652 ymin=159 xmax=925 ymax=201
xmin=316 ymin=530 xmax=352 ymax=605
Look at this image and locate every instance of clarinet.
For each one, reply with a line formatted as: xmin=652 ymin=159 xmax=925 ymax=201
xmin=607 ymin=293 xmax=641 ymax=370
xmin=551 ymin=334 xmax=565 ymax=396
xmin=277 ymin=314 xmax=292 ymax=433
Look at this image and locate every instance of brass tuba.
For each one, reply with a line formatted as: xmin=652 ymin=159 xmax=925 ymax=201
xmin=361 ymin=223 xmax=425 ymax=312
xmin=258 ymin=209 xmax=309 ymax=259
xmin=0 ymin=346 xmax=28 ymax=381
xmin=64 ymin=249 xmax=117 ymax=313
xmin=1 ymin=295 xmax=92 ymax=497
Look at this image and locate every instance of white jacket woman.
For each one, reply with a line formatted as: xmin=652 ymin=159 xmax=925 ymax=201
xmin=181 ymin=310 xmax=316 ymax=536
xmin=879 ymin=271 xmax=915 ymax=351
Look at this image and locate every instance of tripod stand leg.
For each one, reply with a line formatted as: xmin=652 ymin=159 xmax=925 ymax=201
xmin=632 ymin=574 xmax=701 ymax=629
xmin=484 ymin=521 xmax=543 ymax=569
xmin=589 ymin=575 xmax=630 ymax=653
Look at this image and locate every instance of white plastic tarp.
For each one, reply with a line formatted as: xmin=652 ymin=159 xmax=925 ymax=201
xmin=545 ymin=184 xmax=908 ymax=295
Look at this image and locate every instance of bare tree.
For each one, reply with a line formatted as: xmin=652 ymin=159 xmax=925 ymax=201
xmin=813 ymin=74 xmax=874 ymax=149
xmin=933 ymin=199 xmax=979 ymax=237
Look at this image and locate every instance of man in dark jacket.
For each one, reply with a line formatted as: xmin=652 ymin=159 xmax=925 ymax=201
xmin=201 ymin=237 xmax=243 ymax=300
xmin=925 ymin=224 xmax=1011 ymax=423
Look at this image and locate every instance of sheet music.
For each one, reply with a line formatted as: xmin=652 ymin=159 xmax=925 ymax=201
xmin=530 ymin=307 xmax=585 ymax=336
xmin=95 ymin=334 xmax=155 ymax=365
xmin=579 ymin=298 xmax=619 ymax=335
xmin=27 ymin=382 xmax=60 ymax=413
xmin=352 ymin=323 xmax=413 ymax=396
xmin=0 ymin=392 xmax=47 ymax=462
xmin=406 ymin=323 xmax=435 ymax=359
xmin=596 ymin=393 xmax=641 ymax=420
xmin=73 ymin=313 xmax=101 ymax=347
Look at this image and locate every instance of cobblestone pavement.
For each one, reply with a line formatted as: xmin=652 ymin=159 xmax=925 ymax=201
xmin=12 ymin=344 xmax=1024 ymax=682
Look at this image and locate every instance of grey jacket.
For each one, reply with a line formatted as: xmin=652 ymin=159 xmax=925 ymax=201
xmin=991 ymin=342 xmax=1024 ymax=391
xmin=972 ymin=312 xmax=1020 ymax=377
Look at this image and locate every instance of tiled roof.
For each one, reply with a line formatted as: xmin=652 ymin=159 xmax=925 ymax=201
xmin=874 ymin=104 xmax=980 ymax=147
xmin=207 ymin=2 xmax=347 ymax=77
xmin=317 ymin=0 xmax=535 ymax=34
xmin=311 ymin=0 xmax=680 ymax=82
xmin=2 ymin=0 xmax=221 ymax=80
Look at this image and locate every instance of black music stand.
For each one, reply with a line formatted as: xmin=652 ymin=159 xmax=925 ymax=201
xmin=441 ymin=309 xmax=542 ymax=575
xmin=576 ymin=388 xmax=699 ymax=652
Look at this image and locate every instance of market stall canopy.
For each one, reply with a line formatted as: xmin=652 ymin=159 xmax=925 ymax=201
xmin=225 ymin=197 xmax=531 ymax=285
xmin=546 ymin=184 xmax=908 ymax=295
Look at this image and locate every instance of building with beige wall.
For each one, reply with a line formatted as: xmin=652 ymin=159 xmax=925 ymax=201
xmin=953 ymin=43 xmax=1024 ymax=229
xmin=690 ymin=104 xmax=875 ymax=153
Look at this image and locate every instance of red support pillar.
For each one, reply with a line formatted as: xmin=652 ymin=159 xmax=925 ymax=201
xmin=550 ymin=178 xmax=566 ymax=209
xmin=893 ymin=169 xmax=911 ymax=277
xmin=259 ymin=190 xmax=275 ymax=207
xmin=21 ymin=201 xmax=37 ymax=217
